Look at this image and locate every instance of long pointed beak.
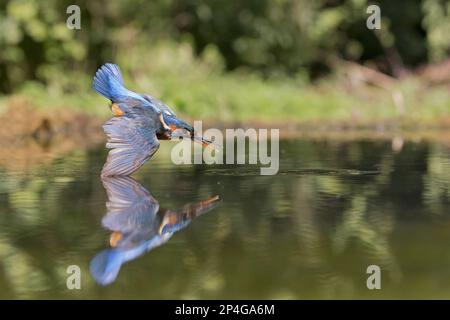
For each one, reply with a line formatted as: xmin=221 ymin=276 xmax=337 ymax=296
xmin=169 ymin=125 xmax=220 ymax=151
xmin=159 ymin=113 xmax=221 ymax=151
xmin=192 ymin=135 xmax=217 ymax=149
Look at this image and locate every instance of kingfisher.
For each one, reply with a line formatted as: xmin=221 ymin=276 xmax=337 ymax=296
xmin=93 ymin=63 xmax=212 ymax=177
xmin=90 ymin=176 xmax=220 ymax=285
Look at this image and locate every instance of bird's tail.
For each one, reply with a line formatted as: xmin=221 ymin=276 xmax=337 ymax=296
xmin=93 ymin=63 xmax=140 ymax=101
xmin=89 ymin=248 xmax=123 ymax=286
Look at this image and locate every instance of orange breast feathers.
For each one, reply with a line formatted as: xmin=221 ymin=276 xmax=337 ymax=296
xmin=109 ymin=231 xmax=123 ymax=247
xmin=111 ymin=103 xmax=125 ymax=116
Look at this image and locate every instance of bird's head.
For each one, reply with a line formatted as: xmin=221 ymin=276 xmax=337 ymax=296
xmin=160 ymin=112 xmax=193 ymax=135
xmin=158 ymin=112 xmax=214 ymax=147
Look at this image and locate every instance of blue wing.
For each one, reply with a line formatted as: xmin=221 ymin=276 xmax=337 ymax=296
xmin=140 ymin=93 xmax=176 ymax=116
xmin=101 ymin=177 xmax=159 ymax=235
xmin=101 ymin=114 xmax=160 ymax=176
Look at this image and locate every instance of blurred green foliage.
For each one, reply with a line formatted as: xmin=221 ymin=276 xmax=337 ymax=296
xmin=13 ymin=40 xmax=450 ymax=125
xmin=0 ymin=0 xmax=449 ymax=95
xmin=422 ymin=0 xmax=450 ymax=62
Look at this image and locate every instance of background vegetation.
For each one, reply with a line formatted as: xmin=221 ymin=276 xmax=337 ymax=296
xmin=0 ymin=0 xmax=449 ymax=124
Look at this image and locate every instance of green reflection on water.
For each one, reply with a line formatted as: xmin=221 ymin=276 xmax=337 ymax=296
xmin=0 ymin=139 xmax=450 ymax=299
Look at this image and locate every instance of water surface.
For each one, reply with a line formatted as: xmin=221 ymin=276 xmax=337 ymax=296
xmin=1 ymin=138 xmax=450 ymax=299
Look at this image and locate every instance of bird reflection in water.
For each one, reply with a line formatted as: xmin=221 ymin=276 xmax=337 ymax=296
xmin=90 ymin=177 xmax=220 ymax=285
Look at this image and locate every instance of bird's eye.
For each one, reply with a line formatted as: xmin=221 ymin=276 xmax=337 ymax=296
xmin=164 ymin=110 xmax=171 ymax=115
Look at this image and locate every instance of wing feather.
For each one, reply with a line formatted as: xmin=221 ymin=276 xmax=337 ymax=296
xmin=101 ymin=177 xmax=159 ymax=233
xmin=101 ymin=115 xmax=160 ymax=177
xmin=140 ymin=93 xmax=176 ymax=116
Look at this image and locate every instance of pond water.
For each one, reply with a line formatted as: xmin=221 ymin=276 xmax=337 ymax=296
xmin=1 ymin=138 xmax=450 ymax=299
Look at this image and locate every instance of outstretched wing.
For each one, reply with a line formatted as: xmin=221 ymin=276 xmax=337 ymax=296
xmin=101 ymin=176 xmax=159 ymax=233
xmin=102 ymin=114 xmax=160 ymax=176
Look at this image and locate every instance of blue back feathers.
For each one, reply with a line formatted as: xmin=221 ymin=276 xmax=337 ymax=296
xmin=93 ymin=63 xmax=125 ymax=100
xmin=93 ymin=63 xmax=147 ymax=103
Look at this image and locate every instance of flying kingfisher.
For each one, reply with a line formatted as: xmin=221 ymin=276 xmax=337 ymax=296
xmin=93 ymin=63 xmax=211 ymax=176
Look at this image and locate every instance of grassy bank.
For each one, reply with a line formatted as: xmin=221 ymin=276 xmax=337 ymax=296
xmin=1 ymin=42 xmax=449 ymax=128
